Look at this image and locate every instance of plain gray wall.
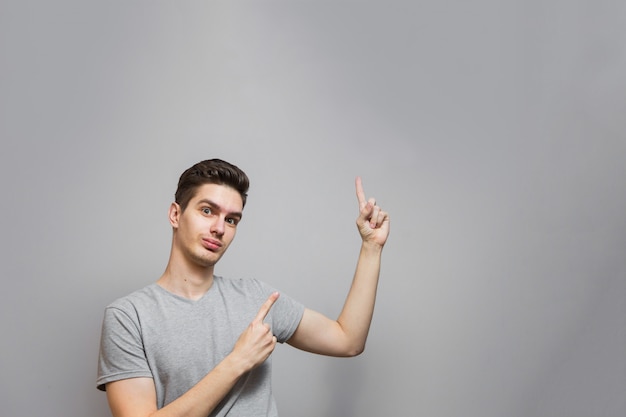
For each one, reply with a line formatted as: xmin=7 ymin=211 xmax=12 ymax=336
xmin=1 ymin=1 xmax=625 ymax=416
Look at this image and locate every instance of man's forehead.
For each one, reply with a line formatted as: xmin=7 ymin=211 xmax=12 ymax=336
xmin=192 ymin=183 xmax=244 ymax=211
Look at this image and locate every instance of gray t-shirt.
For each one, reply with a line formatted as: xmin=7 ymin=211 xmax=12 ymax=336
xmin=97 ymin=276 xmax=305 ymax=416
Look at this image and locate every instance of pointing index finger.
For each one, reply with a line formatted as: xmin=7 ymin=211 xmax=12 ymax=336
xmin=254 ymin=292 xmax=280 ymax=323
xmin=355 ymin=176 xmax=367 ymax=209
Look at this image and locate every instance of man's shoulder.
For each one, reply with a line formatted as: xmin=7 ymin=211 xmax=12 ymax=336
xmin=214 ymin=275 xmax=272 ymax=294
xmin=105 ymin=283 xmax=160 ymax=311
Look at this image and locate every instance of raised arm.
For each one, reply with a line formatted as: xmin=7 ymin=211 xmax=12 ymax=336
xmin=287 ymin=177 xmax=390 ymax=357
xmin=106 ymin=293 xmax=280 ymax=417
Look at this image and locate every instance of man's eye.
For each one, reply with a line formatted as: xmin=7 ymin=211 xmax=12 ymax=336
xmin=202 ymin=208 xmax=212 ymax=215
xmin=226 ymin=218 xmax=238 ymax=225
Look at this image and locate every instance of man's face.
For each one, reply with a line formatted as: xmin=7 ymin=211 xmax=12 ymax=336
xmin=171 ymin=183 xmax=244 ymax=268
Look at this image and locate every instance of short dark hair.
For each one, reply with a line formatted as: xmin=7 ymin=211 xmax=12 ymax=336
xmin=175 ymin=159 xmax=249 ymax=211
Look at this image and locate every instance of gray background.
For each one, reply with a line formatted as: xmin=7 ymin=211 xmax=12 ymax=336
xmin=1 ymin=1 xmax=625 ymax=416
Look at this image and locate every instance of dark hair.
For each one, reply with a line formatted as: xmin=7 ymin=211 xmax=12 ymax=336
xmin=175 ymin=159 xmax=249 ymax=211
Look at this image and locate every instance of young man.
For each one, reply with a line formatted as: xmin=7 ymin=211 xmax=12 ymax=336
xmin=97 ymin=158 xmax=390 ymax=417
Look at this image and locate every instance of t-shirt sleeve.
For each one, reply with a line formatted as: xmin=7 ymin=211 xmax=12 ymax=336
xmin=253 ymin=280 xmax=305 ymax=344
xmin=96 ymin=304 xmax=153 ymax=391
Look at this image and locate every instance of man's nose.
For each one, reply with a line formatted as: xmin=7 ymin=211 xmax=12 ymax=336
xmin=211 ymin=216 xmax=225 ymax=235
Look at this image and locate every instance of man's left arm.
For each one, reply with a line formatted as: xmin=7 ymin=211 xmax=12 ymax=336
xmin=287 ymin=177 xmax=390 ymax=357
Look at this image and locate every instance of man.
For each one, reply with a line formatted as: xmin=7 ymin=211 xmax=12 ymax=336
xmin=97 ymin=158 xmax=390 ymax=417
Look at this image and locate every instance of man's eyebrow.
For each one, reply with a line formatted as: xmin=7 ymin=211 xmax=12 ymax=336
xmin=196 ymin=199 xmax=243 ymax=218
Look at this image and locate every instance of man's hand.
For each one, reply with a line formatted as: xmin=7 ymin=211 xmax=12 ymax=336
xmin=355 ymin=177 xmax=390 ymax=247
xmin=229 ymin=292 xmax=280 ymax=372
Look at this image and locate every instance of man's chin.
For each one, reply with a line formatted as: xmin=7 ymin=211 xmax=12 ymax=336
xmin=193 ymin=251 xmax=223 ymax=268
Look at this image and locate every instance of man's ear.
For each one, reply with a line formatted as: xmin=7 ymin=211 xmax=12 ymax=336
xmin=168 ymin=202 xmax=181 ymax=228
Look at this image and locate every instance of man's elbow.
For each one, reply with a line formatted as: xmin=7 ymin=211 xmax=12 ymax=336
xmin=342 ymin=342 xmax=366 ymax=357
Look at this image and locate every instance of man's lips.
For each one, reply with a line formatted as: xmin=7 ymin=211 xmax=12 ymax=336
xmin=202 ymin=238 xmax=223 ymax=251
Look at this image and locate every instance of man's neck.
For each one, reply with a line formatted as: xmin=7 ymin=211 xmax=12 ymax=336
xmin=157 ymin=262 xmax=215 ymax=301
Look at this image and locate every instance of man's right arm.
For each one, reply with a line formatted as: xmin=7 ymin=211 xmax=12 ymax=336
xmin=106 ymin=356 xmax=242 ymax=417
xmin=105 ymin=292 xmax=280 ymax=417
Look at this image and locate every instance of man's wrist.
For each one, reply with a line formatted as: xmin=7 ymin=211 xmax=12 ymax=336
xmin=221 ymin=352 xmax=251 ymax=378
xmin=361 ymin=240 xmax=384 ymax=255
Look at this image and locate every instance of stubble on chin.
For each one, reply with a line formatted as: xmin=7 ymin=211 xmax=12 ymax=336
xmin=189 ymin=248 xmax=223 ymax=269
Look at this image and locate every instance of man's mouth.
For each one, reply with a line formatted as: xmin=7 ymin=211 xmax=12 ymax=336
xmin=202 ymin=238 xmax=222 ymax=251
